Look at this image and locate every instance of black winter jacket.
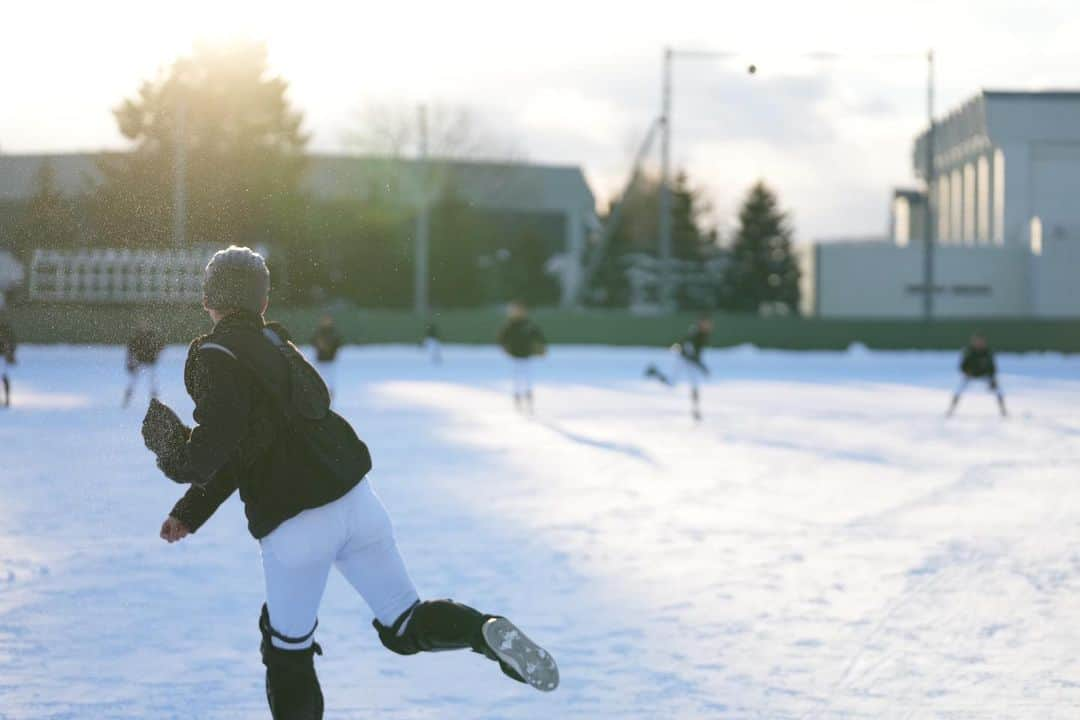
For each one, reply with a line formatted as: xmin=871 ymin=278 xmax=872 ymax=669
xmin=960 ymin=346 xmax=996 ymax=378
xmin=168 ymin=312 xmax=370 ymax=539
xmin=497 ymin=318 xmax=545 ymax=359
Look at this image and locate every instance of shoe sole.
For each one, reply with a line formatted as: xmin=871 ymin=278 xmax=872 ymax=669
xmin=481 ymin=617 xmax=559 ymax=692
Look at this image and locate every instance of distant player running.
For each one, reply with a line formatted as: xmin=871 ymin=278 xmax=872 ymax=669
xmin=645 ymin=314 xmax=713 ymax=421
xmin=497 ymin=301 xmax=547 ymax=414
xmin=123 ymin=321 xmax=165 ymax=408
xmin=142 ymin=247 xmax=557 ymax=719
xmin=310 ymin=316 xmax=343 ymax=397
xmin=0 ymin=316 xmax=16 ymax=408
xmin=422 ymin=317 xmax=443 ymax=365
xmin=947 ymin=332 xmax=1007 ymax=417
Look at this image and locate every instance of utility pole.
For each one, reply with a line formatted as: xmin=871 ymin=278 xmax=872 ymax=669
xmin=923 ymin=50 xmax=936 ymax=322
xmin=414 ymin=103 xmax=430 ymax=316
xmin=658 ymin=47 xmax=674 ymax=309
xmin=173 ymin=93 xmax=187 ymax=247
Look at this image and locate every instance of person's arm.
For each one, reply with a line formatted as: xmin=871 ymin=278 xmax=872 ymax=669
xmin=182 ymin=348 xmax=253 ymax=480
xmin=166 ymin=462 xmax=239 ymax=536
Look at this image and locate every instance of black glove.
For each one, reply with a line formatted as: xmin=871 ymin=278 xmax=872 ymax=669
xmin=142 ymin=398 xmax=191 ymax=458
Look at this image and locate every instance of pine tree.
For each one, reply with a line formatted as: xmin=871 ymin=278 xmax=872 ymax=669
xmin=15 ymin=161 xmax=80 ymax=260
xmin=721 ymin=182 xmax=800 ymax=314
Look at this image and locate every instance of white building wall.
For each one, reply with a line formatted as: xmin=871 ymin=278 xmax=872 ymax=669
xmin=810 ymin=243 xmax=1030 ymax=318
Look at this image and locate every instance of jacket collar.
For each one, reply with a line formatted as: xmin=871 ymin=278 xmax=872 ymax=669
xmin=214 ymin=309 xmax=265 ymax=333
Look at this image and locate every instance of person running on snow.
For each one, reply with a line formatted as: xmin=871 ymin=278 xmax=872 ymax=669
xmin=497 ymin=301 xmax=546 ymax=414
xmin=947 ymin=332 xmax=1007 ymax=418
xmin=644 ymin=314 xmax=713 ymax=421
xmin=141 ymin=247 xmax=557 ymax=720
xmin=123 ymin=320 xmax=165 ymax=408
xmin=309 ymin=316 xmax=343 ymax=398
xmin=0 ymin=315 xmax=16 ymax=408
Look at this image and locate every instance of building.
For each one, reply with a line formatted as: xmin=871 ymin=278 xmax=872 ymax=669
xmin=803 ymin=90 xmax=1080 ymax=318
xmin=0 ymin=153 xmax=597 ymax=307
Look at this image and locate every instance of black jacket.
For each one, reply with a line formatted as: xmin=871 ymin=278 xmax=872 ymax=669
xmin=168 ymin=312 xmax=370 ymax=539
xmin=679 ymin=325 xmax=709 ymax=364
xmin=497 ymin=318 xmax=545 ymax=359
xmin=960 ymin=346 xmax=996 ymax=378
xmin=127 ymin=329 xmax=164 ymax=367
xmin=311 ymin=325 xmax=343 ymax=363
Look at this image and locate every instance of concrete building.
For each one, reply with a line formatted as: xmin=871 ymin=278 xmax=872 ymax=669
xmin=804 ymin=90 xmax=1080 ymax=318
xmin=0 ymin=153 xmax=597 ymax=307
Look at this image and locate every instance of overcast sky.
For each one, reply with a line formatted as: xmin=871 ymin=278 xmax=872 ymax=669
xmin=4 ymin=0 xmax=1078 ymax=243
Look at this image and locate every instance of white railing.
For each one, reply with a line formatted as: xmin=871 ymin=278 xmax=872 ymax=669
xmin=28 ymin=247 xmax=214 ymax=304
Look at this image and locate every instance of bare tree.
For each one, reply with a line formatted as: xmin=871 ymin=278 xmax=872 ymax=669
xmin=342 ymin=101 xmax=523 ymax=162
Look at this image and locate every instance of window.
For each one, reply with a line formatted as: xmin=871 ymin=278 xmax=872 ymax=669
xmin=964 ymin=163 xmax=976 ymax=245
xmin=977 ymin=156 xmax=990 ymax=243
xmin=1030 ymin=216 xmax=1043 ymax=256
xmin=893 ymin=196 xmax=910 ymax=247
xmin=994 ymin=149 xmax=1005 ymax=245
xmin=951 ymin=168 xmax=963 ymax=245
xmin=938 ymin=176 xmax=951 ymax=243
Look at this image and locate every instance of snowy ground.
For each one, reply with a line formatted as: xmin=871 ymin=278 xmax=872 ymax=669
xmin=1 ymin=343 xmax=1080 ymax=719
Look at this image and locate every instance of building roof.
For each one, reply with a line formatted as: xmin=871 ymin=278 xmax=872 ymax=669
xmin=913 ymin=89 xmax=1080 ymax=178
xmin=0 ymin=152 xmax=596 ymax=218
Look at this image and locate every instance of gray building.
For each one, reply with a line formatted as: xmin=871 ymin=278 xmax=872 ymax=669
xmin=0 ymin=153 xmax=597 ymax=306
xmin=803 ymin=90 xmax=1080 ymax=318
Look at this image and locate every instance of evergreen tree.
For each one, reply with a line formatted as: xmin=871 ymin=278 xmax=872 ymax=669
xmin=593 ymin=171 xmax=717 ymax=306
xmin=95 ymin=42 xmax=308 ymax=258
xmin=15 ymin=161 xmax=81 ymax=260
xmin=721 ymin=182 xmax=800 ymax=314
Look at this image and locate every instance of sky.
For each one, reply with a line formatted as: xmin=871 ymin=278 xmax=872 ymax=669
xmin=3 ymin=0 xmax=1079 ymax=243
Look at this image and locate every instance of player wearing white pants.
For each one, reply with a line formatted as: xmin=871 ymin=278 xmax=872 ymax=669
xmin=144 ymin=247 xmax=558 ymax=720
xmin=498 ymin=302 xmax=546 ymax=414
xmin=260 ymin=480 xmax=418 ymax=648
xmin=124 ymin=363 xmax=160 ymax=406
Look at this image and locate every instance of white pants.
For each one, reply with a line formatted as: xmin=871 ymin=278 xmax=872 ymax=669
xmin=125 ymin=363 xmax=159 ymax=398
xmin=259 ymin=481 xmax=419 ymax=649
xmin=955 ymin=376 xmax=1001 ymax=395
xmin=667 ymin=353 xmax=704 ymax=391
xmin=423 ymin=338 xmax=442 ymax=364
xmin=511 ymin=358 xmax=533 ymax=396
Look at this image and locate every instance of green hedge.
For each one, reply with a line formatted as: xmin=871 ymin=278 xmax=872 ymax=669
xmin=5 ymin=303 xmax=1079 ymax=352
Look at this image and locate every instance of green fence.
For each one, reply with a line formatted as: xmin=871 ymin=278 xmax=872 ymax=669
xmin=5 ymin=303 xmax=1079 ymax=352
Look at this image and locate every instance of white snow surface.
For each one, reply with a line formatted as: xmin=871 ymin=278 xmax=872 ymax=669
xmin=1 ymin=344 xmax=1079 ymax=719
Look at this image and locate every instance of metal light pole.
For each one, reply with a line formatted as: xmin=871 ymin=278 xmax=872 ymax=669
xmin=172 ymin=93 xmax=187 ymax=247
xmin=414 ymin=104 xmax=430 ymax=316
xmin=923 ymin=49 xmax=936 ymax=322
xmin=658 ymin=47 xmax=673 ymax=309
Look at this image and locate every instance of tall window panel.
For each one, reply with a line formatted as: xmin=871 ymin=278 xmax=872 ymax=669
xmin=977 ymin=156 xmax=990 ymax=243
xmin=963 ymin=162 xmax=976 ymax=245
xmin=994 ymin=149 xmax=1006 ymax=245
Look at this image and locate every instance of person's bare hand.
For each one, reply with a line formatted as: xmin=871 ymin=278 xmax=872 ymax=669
xmin=160 ymin=515 xmax=191 ymax=543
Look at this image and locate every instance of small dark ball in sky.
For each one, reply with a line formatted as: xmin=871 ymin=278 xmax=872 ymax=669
xmin=747 ymin=64 xmax=757 ymax=75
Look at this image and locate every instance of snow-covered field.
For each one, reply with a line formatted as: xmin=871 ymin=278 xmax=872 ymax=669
xmin=2 ymin=343 xmax=1079 ymax=719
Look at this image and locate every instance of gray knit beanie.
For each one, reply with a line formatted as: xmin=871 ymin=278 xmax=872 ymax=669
xmin=203 ymin=246 xmax=270 ymax=313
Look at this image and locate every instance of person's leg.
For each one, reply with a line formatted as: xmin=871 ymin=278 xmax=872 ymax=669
xmin=688 ymin=361 xmax=702 ymax=421
xmin=148 ymin=363 xmax=160 ymax=400
xmin=260 ymin=505 xmax=342 ymax=720
xmin=122 ymin=365 xmax=140 ymax=407
xmin=947 ymin=377 xmax=969 ymax=417
xmin=521 ymin=358 xmax=534 ymax=414
xmin=990 ymin=376 xmax=1007 ymax=417
xmin=334 ymin=481 xmax=559 ymax=691
xmin=2 ymin=357 xmax=9 ymax=407
xmin=511 ymin=359 xmax=526 ymax=410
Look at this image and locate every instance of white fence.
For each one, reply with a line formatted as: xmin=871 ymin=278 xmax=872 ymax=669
xmin=28 ymin=248 xmax=213 ymax=304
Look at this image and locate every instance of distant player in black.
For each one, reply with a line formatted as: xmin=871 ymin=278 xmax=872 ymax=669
xmin=645 ymin=314 xmax=713 ymax=421
xmin=497 ymin=302 xmax=546 ymax=413
xmin=310 ymin=316 xmax=343 ymax=397
xmin=947 ymin=333 xmax=1007 ymax=417
xmin=423 ymin=316 xmax=442 ymax=365
xmin=124 ymin=321 xmax=165 ymax=407
xmin=0 ymin=317 xmax=16 ymax=408
xmin=141 ymin=247 xmax=558 ymax=719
